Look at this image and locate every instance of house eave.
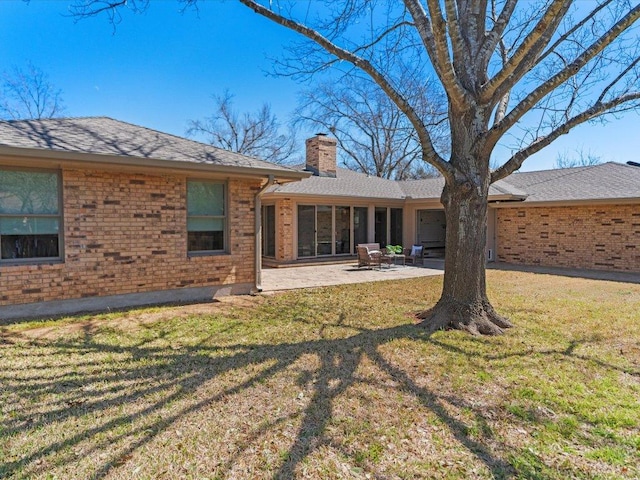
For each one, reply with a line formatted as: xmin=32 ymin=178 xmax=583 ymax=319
xmin=490 ymin=197 xmax=640 ymax=208
xmin=262 ymin=191 xmax=406 ymax=203
xmin=0 ymin=145 xmax=311 ymax=182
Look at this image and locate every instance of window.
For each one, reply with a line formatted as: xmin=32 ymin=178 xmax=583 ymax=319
xmin=187 ymin=180 xmax=226 ymax=253
xmin=0 ymin=168 xmax=61 ymax=262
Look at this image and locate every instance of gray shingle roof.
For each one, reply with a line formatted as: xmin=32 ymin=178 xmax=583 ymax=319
xmin=270 ymin=166 xmax=528 ymax=201
xmin=3 ymin=118 xmax=637 ymax=203
xmin=507 ymin=162 xmax=640 ymax=202
xmin=399 ymin=176 xmax=527 ymax=200
xmin=268 ymin=162 xmax=639 ymax=204
xmin=0 ymin=117 xmax=304 ymax=177
xmin=269 ymin=166 xmax=406 ymax=199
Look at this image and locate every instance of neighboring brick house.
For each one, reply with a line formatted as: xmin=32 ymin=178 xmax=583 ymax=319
xmin=0 ymin=117 xmax=308 ymax=319
xmin=263 ymin=134 xmax=640 ymax=273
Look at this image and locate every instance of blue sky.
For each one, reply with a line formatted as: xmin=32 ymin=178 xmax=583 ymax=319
xmin=1 ymin=0 xmax=638 ymax=171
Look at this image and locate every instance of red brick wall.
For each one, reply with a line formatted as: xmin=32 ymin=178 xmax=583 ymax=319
xmin=0 ymin=168 xmax=260 ymax=306
xmin=496 ymin=204 xmax=640 ymax=272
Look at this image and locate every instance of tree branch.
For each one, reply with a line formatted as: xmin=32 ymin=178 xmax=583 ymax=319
xmin=239 ymin=0 xmax=453 ymax=178
xmin=486 ymin=4 xmax=640 ymax=148
xmin=477 ymin=0 xmax=518 ymax=71
xmin=491 ymin=92 xmax=640 ymax=182
xmin=443 ymin=0 xmax=470 ymax=84
xmin=479 ymin=0 xmax=572 ymax=104
xmin=535 ymin=0 xmax=615 ymax=67
xmin=403 ymin=0 xmax=468 ymax=110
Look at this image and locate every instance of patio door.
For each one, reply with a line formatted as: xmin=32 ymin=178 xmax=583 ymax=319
xmin=297 ymin=205 xmax=354 ymax=258
xmin=316 ymin=205 xmax=333 ymax=256
xmin=298 ymin=205 xmax=316 ymax=257
xmin=262 ymin=205 xmax=276 ymax=258
xmin=354 ymin=207 xmax=368 ymax=247
xmin=335 ymin=206 xmax=350 ymax=254
xmin=374 ymin=207 xmax=388 ymax=246
xmin=417 ymin=209 xmax=446 ymax=254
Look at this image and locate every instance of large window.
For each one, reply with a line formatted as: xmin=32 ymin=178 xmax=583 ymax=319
xmin=187 ymin=180 xmax=226 ymax=253
xmin=0 ymin=168 xmax=61 ymax=262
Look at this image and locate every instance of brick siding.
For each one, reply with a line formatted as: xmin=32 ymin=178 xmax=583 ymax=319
xmin=0 ymin=169 xmax=260 ymax=306
xmin=276 ymin=198 xmax=295 ymax=261
xmin=496 ymin=204 xmax=640 ymax=272
xmin=305 ymin=135 xmax=337 ymax=176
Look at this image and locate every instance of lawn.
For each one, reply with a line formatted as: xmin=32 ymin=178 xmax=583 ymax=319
xmin=1 ymin=270 xmax=639 ymax=479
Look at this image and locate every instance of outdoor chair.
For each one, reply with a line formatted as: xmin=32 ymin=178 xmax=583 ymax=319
xmin=404 ymin=245 xmax=424 ymax=265
xmin=356 ymin=243 xmax=391 ymax=269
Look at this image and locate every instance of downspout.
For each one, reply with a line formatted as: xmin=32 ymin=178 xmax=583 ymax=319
xmin=252 ymin=175 xmax=275 ymax=294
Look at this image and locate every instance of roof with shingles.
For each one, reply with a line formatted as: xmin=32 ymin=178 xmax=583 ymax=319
xmin=270 ymin=166 xmax=529 ymax=201
xmin=1 ymin=118 xmax=637 ymax=203
xmin=399 ymin=176 xmax=528 ymax=200
xmin=0 ymin=116 xmax=305 ymax=177
xmin=269 ymin=161 xmax=639 ymax=203
xmin=269 ymin=166 xmax=407 ymax=199
xmin=507 ymin=162 xmax=640 ymax=202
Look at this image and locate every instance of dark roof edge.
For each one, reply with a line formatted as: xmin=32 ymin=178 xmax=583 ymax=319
xmin=490 ymin=197 xmax=640 ymax=208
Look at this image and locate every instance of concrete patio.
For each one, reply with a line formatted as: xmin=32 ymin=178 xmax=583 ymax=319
xmin=260 ymin=259 xmax=640 ymax=293
xmin=261 ymin=260 xmax=445 ymax=292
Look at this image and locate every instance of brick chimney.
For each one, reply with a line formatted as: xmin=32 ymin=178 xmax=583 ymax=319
xmin=305 ymin=133 xmax=337 ymax=177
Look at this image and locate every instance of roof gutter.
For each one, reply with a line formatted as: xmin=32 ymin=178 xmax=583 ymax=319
xmin=252 ymin=175 xmax=275 ymax=294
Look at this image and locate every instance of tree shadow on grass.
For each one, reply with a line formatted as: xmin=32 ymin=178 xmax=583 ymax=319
xmin=1 ymin=319 xmax=514 ymax=479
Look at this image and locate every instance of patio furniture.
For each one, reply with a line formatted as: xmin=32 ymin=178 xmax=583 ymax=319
xmin=356 ymin=243 xmax=392 ymax=269
xmin=404 ymin=245 xmax=424 ymax=265
xmin=384 ymin=247 xmax=406 ymax=266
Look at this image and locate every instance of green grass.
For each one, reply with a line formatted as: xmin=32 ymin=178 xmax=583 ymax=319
xmin=1 ymin=270 xmax=639 ymax=479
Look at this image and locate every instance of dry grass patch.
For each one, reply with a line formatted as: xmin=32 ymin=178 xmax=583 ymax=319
xmin=1 ymin=271 xmax=639 ymax=479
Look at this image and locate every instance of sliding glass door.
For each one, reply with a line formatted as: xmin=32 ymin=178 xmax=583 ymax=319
xmin=374 ymin=207 xmax=388 ymax=245
xmin=316 ymin=205 xmax=333 ymax=256
xmin=354 ymin=207 xmax=368 ymax=247
xmin=298 ymin=205 xmax=316 ymax=258
xmin=297 ymin=205 xmax=356 ymax=257
xmin=262 ymin=205 xmax=276 ymax=257
xmin=335 ymin=206 xmax=350 ymax=254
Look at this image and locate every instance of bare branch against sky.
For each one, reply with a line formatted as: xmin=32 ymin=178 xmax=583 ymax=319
xmin=187 ymin=90 xmax=297 ymax=165
xmin=0 ymin=62 xmax=66 ymax=120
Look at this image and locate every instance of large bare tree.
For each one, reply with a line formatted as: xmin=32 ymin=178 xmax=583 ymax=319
xmin=296 ymin=75 xmax=446 ymax=179
xmin=72 ymin=0 xmax=640 ymax=335
xmin=187 ymin=90 xmax=297 ymax=164
xmin=0 ymin=63 xmax=66 ymax=120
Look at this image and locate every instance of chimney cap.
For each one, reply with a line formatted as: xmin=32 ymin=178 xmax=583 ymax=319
xmin=315 ymin=132 xmax=327 ymax=136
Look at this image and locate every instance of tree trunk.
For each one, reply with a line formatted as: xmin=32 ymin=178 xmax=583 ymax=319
xmin=417 ymin=177 xmax=513 ymax=335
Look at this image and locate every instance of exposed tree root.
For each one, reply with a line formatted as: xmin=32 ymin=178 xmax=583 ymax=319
xmin=416 ymin=299 xmax=514 ymax=336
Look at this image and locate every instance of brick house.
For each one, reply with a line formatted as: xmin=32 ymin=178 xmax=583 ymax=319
xmin=1 ymin=119 xmax=638 ymax=319
xmin=263 ymin=134 xmax=640 ymax=272
xmin=0 ymin=117 xmax=308 ymax=319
